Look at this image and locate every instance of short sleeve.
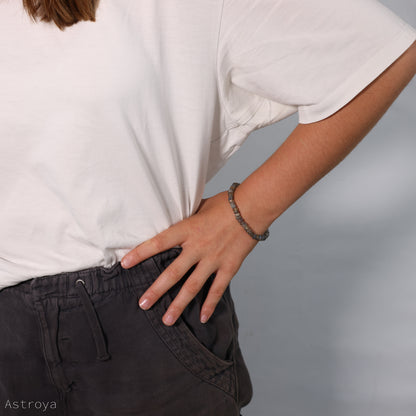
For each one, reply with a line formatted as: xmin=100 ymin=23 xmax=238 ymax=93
xmin=217 ymin=0 xmax=416 ymax=128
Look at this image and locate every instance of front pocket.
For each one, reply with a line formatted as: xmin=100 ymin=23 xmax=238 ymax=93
xmin=136 ymin=248 xmax=238 ymax=398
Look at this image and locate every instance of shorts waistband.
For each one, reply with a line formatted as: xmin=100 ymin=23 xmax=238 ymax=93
xmin=7 ymin=247 xmax=183 ymax=298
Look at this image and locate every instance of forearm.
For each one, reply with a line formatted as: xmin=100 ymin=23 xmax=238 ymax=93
xmin=233 ymin=41 xmax=416 ymax=235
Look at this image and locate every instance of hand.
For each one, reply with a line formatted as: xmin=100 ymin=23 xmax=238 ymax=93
xmin=120 ymin=190 xmax=260 ymax=326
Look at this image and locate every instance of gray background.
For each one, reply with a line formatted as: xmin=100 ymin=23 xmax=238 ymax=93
xmin=203 ymin=1 xmax=416 ymax=415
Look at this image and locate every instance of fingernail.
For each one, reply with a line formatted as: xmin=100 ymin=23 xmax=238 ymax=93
xmin=163 ymin=314 xmax=175 ymax=326
xmin=121 ymin=257 xmax=131 ymax=268
xmin=139 ymin=298 xmax=150 ymax=309
xmin=200 ymin=314 xmax=209 ymax=324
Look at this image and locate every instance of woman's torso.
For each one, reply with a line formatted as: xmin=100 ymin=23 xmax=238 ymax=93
xmin=0 ymin=0 xmax=232 ymax=288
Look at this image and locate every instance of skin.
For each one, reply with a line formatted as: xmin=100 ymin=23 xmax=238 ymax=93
xmin=121 ymin=40 xmax=416 ymax=327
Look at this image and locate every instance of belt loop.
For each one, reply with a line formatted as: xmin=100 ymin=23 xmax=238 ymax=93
xmin=75 ymin=279 xmax=111 ymax=361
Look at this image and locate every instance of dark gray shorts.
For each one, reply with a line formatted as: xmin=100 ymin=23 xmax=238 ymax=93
xmin=0 ymin=247 xmax=253 ymax=415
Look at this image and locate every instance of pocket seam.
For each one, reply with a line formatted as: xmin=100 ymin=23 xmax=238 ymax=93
xmin=147 ymin=252 xmax=237 ymax=398
xmin=149 ymin=254 xmax=234 ymax=366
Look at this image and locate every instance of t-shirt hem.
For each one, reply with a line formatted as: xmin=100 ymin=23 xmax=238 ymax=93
xmin=297 ymin=24 xmax=416 ymax=124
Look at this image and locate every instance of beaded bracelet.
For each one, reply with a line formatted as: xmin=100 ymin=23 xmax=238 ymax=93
xmin=227 ymin=182 xmax=270 ymax=241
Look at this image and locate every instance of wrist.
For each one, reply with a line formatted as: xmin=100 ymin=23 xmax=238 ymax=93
xmin=231 ymin=182 xmax=274 ymax=237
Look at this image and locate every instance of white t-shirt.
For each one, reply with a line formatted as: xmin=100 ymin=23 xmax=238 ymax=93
xmin=0 ymin=0 xmax=415 ymax=290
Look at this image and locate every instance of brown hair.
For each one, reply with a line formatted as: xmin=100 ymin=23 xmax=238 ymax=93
xmin=22 ymin=0 xmax=101 ymax=31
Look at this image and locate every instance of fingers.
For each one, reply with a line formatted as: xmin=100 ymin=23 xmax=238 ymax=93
xmin=158 ymin=260 xmax=218 ymax=326
xmin=199 ymin=269 xmax=233 ymax=324
xmin=140 ymin=255 xmax=233 ymax=327
xmin=137 ymin=250 xmax=198 ymax=311
xmin=121 ymin=224 xmax=186 ymax=268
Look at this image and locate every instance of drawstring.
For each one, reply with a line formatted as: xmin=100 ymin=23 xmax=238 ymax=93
xmin=75 ymin=279 xmax=111 ymax=361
